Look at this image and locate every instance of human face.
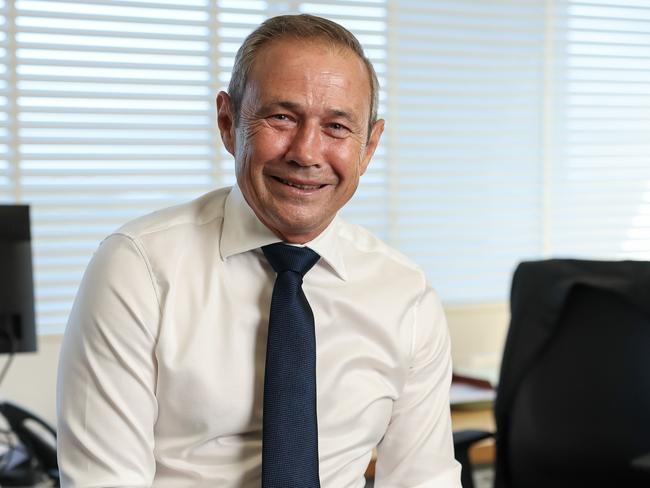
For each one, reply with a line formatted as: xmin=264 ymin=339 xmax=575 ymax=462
xmin=217 ymin=39 xmax=384 ymax=244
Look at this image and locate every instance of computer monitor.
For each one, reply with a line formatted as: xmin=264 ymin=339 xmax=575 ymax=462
xmin=0 ymin=205 xmax=36 ymax=353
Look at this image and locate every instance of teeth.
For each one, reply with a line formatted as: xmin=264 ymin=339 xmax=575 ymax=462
xmin=280 ymin=178 xmax=320 ymax=190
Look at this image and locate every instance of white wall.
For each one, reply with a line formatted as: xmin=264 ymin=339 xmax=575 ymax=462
xmin=2 ymin=334 xmax=61 ymax=425
xmin=2 ymin=304 xmax=510 ymax=427
xmin=446 ymin=303 xmax=510 ymax=385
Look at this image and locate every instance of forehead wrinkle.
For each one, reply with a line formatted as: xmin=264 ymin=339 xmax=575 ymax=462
xmin=247 ymin=46 xmax=370 ymax=127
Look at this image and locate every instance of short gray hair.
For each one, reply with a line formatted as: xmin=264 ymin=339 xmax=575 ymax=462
xmin=227 ymin=14 xmax=379 ymax=136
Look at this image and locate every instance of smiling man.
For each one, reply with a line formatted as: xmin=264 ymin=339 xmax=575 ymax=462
xmin=218 ymin=36 xmax=379 ymax=244
xmin=57 ymin=14 xmax=461 ymax=488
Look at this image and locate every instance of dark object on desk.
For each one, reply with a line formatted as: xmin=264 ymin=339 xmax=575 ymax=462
xmin=0 ymin=205 xmax=36 ymax=354
xmin=0 ymin=402 xmax=59 ymax=486
xmin=0 ymin=206 xmax=58 ymax=486
xmin=455 ymin=259 xmax=650 ymax=488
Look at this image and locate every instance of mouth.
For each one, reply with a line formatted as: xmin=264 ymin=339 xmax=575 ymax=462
xmin=272 ymin=176 xmax=326 ymax=191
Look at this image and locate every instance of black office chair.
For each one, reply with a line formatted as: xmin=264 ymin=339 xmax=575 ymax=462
xmin=455 ymin=259 xmax=650 ymax=488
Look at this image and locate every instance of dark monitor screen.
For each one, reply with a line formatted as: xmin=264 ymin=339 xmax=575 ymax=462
xmin=0 ymin=205 xmax=37 ymax=353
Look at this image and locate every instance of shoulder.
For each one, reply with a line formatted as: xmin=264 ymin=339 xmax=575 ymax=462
xmin=337 ymin=219 xmax=424 ymax=274
xmin=336 ymin=219 xmax=428 ymax=293
xmin=116 ymin=187 xmax=230 ymax=242
xmin=96 ymin=187 xmax=231 ymax=282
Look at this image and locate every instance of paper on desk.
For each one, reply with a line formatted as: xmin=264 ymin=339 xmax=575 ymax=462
xmin=453 ymin=352 xmax=501 ymax=387
xmin=450 ymin=382 xmax=496 ymax=406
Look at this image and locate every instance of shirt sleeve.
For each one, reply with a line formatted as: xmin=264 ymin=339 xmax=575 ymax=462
xmin=374 ymin=286 xmax=462 ymax=487
xmin=57 ymin=233 xmax=160 ymax=488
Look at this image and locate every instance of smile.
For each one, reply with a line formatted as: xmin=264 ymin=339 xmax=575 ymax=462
xmin=274 ymin=177 xmax=324 ymax=191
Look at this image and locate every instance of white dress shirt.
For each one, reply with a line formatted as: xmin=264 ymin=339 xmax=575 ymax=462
xmin=57 ymin=185 xmax=461 ymax=488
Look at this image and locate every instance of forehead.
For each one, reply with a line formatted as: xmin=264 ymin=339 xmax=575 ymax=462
xmin=245 ymin=38 xmax=372 ymax=115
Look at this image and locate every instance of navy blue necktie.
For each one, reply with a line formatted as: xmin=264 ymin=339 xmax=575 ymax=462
xmin=261 ymin=243 xmax=321 ymax=488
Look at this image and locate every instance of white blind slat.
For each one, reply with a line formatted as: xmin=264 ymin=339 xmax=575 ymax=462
xmin=550 ymin=0 xmax=650 ymax=262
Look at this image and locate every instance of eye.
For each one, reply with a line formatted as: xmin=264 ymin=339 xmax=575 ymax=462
xmin=325 ymin=122 xmax=350 ymax=138
xmin=267 ymin=113 xmax=295 ymax=128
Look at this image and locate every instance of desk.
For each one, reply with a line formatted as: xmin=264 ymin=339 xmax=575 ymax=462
xmin=365 ymin=405 xmax=495 ymax=478
xmin=451 ymin=405 xmax=495 ymax=465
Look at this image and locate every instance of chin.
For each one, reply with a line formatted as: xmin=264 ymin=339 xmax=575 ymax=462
xmin=277 ymin=220 xmax=319 ymax=236
xmin=272 ymin=215 xmax=329 ymax=242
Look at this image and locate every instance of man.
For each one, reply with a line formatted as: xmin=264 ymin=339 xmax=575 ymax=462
xmin=57 ymin=14 xmax=461 ymax=488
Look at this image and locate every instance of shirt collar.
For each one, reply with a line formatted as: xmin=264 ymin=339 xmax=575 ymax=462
xmin=220 ymin=185 xmax=348 ymax=281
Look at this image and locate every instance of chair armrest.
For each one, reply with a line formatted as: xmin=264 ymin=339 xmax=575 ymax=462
xmin=453 ymin=429 xmax=494 ymax=488
xmin=631 ymin=451 xmax=650 ymax=474
xmin=454 ymin=429 xmax=493 ymax=451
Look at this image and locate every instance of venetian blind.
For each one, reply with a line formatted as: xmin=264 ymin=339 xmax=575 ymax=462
xmin=1 ymin=0 xmax=386 ymax=334
xmin=4 ymin=0 xmax=650 ymax=334
xmin=389 ymin=1 xmax=546 ymax=303
xmin=0 ymin=1 xmax=11 ymax=200
xmin=13 ymin=0 xmax=217 ymax=333
xmin=549 ymin=0 xmax=650 ymax=260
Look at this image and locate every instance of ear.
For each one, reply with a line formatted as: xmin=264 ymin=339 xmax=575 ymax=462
xmin=359 ymin=118 xmax=385 ymax=176
xmin=217 ymin=91 xmax=236 ymax=156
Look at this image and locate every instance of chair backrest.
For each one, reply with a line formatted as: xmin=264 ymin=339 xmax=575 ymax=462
xmin=494 ymin=259 xmax=650 ymax=488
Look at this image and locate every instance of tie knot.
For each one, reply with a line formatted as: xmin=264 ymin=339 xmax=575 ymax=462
xmin=262 ymin=243 xmax=320 ymax=277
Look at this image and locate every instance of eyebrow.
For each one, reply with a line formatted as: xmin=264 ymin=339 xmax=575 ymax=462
xmin=327 ymin=108 xmax=356 ymax=124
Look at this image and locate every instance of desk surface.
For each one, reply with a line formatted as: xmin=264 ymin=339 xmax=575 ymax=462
xmin=451 ymin=405 xmax=495 ymax=465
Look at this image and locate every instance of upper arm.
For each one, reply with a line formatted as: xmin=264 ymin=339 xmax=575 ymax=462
xmin=374 ymin=287 xmax=461 ymax=487
xmin=57 ymin=233 xmax=160 ymax=487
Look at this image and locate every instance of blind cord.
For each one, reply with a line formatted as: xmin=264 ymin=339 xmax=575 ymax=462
xmin=0 ymin=318 xmax=17 ymax=388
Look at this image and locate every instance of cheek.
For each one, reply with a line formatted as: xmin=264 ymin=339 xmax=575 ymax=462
xmin=329 ymin=144 xmax=364 ymax=181
xmin=247 ymin=131 xmax=291 ymax=167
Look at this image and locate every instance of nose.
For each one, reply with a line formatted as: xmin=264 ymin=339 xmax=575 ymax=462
xmin=286 ymin=121 xmax=321 ymax=167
